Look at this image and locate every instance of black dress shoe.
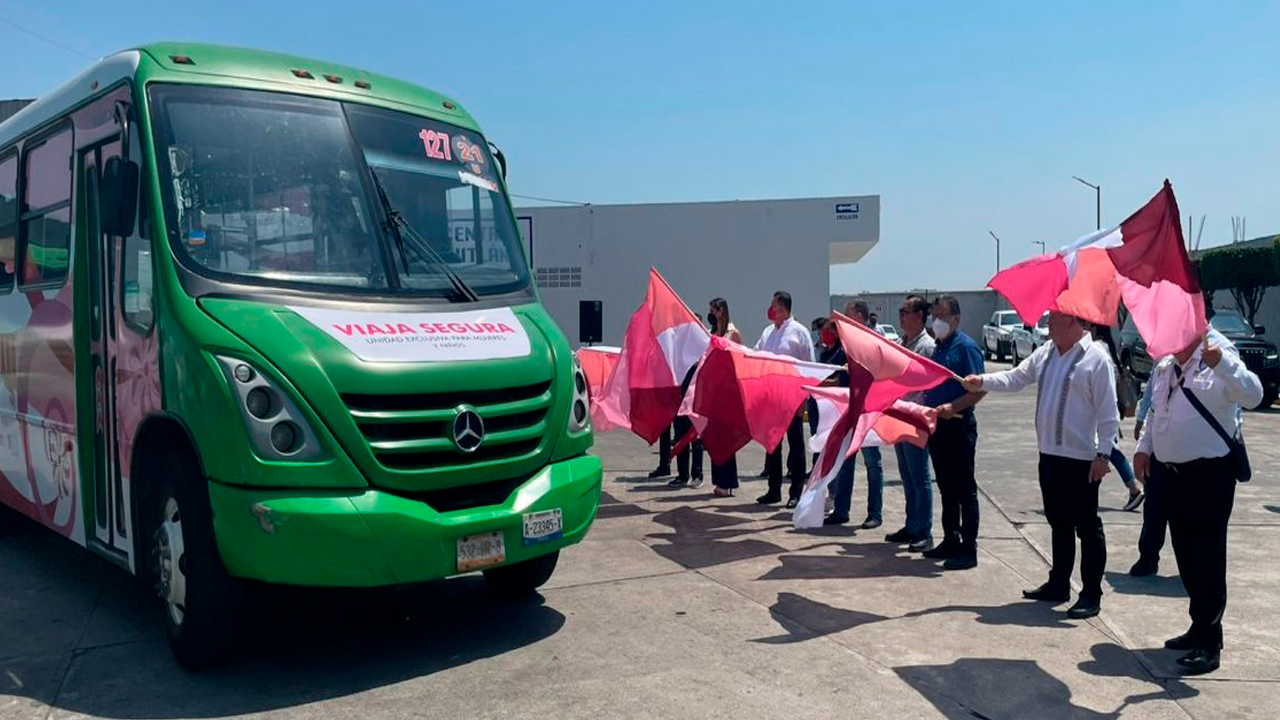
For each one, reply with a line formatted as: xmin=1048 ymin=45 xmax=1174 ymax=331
xmin=943 ymin=554 xmax=977 ymax=571
xmin=1022 ymin=583 xmax=1070 ymax=602
xmin=649 ymin=467 xmax=672 ymax=479
xmin=756 ymin=492 xmax=782 ymax=505
xmin=1066 ymin=599 xmax=1100 ymax=619
xmin=667 ymin=476 xmax=689 ymax=488
xmin=861 ymin=517 xmax=883 ymax=530
xmin=1164 ymin=632 xmax=1196 ymax=651
xmin=908 ymin=538 xmax=935 ymax=553
xmin=784 ymin=498 xmax=800 ymax=510
xmin=1129 ymin=558 xmax=1159 ymax=577
xmin=885 ymin=528 xmax=914 ymax=543
xmin=922 ymin=540 xmax=959 ymax=560
xmin=1177 ymin=648 xmax=1220 ymax=675
xmin=823 ymin=515 xmax=850 ymax=526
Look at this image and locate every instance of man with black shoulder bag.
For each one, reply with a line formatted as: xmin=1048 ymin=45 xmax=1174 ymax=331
xmin=1133 ymin=328 xmax=1262 ymax=675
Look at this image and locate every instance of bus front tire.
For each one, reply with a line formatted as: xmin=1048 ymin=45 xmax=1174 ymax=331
xmin=152 ymin=454 xmax=245 ymax=670
xmin=483 ymin=550 xmax=559 ymax=596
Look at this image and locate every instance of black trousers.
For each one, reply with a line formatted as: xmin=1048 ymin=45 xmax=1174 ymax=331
xmin=712 ymin=454 xmax=739 ymax=489
xmin=656 ymin=425 xmax=672 ymax=471
xmin=1162 ymin=456 xmax=1236 ymax=651
xmin=666 ymin=417 xmax=703 ymax=479
xmin=766 ymin=414 xmax=806 ymax=499
xmin=1038 ymin=454 xmax=1106 ymax=600
xmin=928 ymin=412 xmax=979 ymax=555
xmin=1137 ymin=465 xmax=1169 ymax=563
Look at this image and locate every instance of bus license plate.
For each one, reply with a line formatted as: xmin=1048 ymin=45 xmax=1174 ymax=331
xmin=522 ymin=509 xmax=563 ymax=545
xmin=457 ymin=532 xmax=505 ymax=572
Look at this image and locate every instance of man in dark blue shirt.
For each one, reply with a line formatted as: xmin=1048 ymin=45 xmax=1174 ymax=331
xmin=921 ymin=295 xmax=986 ymax=570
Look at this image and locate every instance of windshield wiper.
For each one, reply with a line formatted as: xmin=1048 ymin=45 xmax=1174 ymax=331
xmin=368 ymin=169 xmax=479 ymax=303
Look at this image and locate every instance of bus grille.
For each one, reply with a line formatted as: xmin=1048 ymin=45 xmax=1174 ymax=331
xmin=342 ymin=381 xmax=553 ymax=471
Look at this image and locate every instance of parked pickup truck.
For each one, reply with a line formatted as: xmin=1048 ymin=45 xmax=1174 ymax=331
xmin=1120 ymin=308 xmax=1279 ymax=409
xmin=982 ymin=310 xmax=1022 ymax=361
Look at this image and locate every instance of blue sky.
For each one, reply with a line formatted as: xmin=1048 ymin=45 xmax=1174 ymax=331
xmin=3 ymin=1 xmax=1278 ymax=293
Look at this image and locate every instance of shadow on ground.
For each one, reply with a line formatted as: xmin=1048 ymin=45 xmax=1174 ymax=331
xmin=1 ymin=512 xmax=566 ymax=720
xmin=758 ymin=542 xmax=943 ymax=581
xmin=895 ymin=643 xmax=1199 ymax=720
xmin=1104 ymin=570 xmax=1186 ymax=598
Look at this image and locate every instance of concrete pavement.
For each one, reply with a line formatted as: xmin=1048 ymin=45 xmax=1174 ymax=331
xmin=2 ymin=365 xmax=1278 ymax=719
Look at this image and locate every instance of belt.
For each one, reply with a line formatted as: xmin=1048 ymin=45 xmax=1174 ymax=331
xmin=1156 ymin=455 xmax=1230 ymax=474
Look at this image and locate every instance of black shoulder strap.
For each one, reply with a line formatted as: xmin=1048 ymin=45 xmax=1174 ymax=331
xmin=1179 ymin=385 xmax=1238 ymax=448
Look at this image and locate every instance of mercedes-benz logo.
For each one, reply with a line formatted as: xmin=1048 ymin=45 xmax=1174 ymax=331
xmin=452 ymin=407 xmax=485 ymax=453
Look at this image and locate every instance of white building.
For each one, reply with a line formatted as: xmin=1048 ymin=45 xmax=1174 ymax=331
xmin=517 ymin=195 xmax=880 ymax=347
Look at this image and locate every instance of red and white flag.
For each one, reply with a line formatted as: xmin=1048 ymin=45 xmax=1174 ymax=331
xmin=834 ymin=312 xmax=956 ymax=413
xmin=794 ymin=385 xmax=937 ymax=528
xmin=987 ymin=181 xmax=1205 ymax=359
xmin=575 ymin=346 xmax=622 ymax=430
xmin=793 ymin=315 xmax=949 ymax=529
xmin=678 ymin=335 xmax=840 ymax=464
xmin=594 ymin=268 xmax=710 ymax=444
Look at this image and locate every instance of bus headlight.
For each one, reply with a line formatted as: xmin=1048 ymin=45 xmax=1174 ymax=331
xmin=567 ymin=357 xmax=591 ymax=434
xmin=216 ymin=356 xmax=326 ymax=461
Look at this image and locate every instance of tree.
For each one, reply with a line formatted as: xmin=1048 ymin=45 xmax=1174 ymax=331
xmin=1197 ymin=241 xmax=1280 ymax=323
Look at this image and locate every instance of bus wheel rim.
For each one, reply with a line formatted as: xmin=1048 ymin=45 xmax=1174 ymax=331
xmin=156 ymin=496 xmax=188 ymax=627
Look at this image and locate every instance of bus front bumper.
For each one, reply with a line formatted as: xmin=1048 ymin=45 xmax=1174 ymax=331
xmin=207 ymin=455 xmax=602 ymax=587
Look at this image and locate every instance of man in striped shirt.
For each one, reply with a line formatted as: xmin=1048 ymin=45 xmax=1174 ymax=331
xmin=962 ymin=310 xmax=1118 ymax=619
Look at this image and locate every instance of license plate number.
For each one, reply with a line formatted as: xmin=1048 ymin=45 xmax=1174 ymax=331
xmin=456 ymin=531 xmax=505 ymax=572
xmin=522 ymin=509 xmax=563 ymax=545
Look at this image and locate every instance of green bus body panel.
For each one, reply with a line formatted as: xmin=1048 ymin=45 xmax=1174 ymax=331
xmin=2 ymin=41 xmax=598 ymax=587
xmin=133 ymin=43 xmax=481 ymax=131
xmin=209 ymin=454 xmax=602 ymax=586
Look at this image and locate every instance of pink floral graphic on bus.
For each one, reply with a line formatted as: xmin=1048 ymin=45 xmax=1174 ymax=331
xmin=115 ymin=329 xmax=160 ymax=474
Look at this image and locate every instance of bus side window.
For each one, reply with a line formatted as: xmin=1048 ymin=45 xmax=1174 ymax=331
xmin=122 ymin=221 xmax=154 ymax=330
xmin=124 ymin=176 xmax=154 ymax=331
xmin=0 ymin=152 xmax=16 ymax=293
xmin=18 ymin=126 xmax=73 ymax=290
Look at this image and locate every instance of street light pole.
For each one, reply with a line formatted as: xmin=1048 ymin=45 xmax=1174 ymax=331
xmin=1033 ymin=240 xmax=1046 ymax=255
xmin=1072 ymin=176 xmax=1101 ymax=230
xmin=989 ymin=230 xmax=1001 ymax=274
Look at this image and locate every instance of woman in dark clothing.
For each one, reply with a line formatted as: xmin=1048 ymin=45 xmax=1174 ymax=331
xmin=708 ymin=298 xmax=742 ymax=496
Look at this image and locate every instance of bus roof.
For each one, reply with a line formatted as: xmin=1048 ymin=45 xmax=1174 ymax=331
xmin=0 ymin=42 xmax=479 ymax=146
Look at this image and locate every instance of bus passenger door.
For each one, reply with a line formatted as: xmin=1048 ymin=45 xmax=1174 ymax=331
xmin=82 ymin=142 xmax=129 ymax=556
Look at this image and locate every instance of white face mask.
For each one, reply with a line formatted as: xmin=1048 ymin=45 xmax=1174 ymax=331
xmin=932 ymin=318 xmax=954 ymax=339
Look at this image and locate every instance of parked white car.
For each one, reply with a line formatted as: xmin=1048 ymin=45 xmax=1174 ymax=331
xmin=876 ymin=324 xmax=901 ymax=342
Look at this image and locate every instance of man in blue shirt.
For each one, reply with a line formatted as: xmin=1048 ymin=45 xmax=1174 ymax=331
xmin=921 ymin=295 xmax=987 ymax=570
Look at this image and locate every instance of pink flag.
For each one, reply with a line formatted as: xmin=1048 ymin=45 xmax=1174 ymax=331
xmin=987 ymin=181 xmax=1205 ymax=359
xmin=679 ymin=335 xmax=840 ymax=465
xmin=575 ymin=346 xmax=622 ymax=430
xmin=595 ymin=268 xmax=710 ymax=444
xmin=833 ymin=312 xmax=956 ymax=412
xmin=795 ymin=386 xmax=936 ymax=529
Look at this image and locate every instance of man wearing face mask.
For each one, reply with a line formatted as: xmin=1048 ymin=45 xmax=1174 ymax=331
xmin=755 ymin=291 xmax=815 ymax=507
xmin=886 ymin=295 xmax=937 ymax=551
xmin=920 ymin=295 xmax=986 ymax=570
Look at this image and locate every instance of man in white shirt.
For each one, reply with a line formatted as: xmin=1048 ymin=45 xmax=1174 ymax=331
xmin=963 ymin=311 xmax=1117 ymax=619
xmin=755 ymin=290 xmax=814 ymax=507
xmin=1133 ymin=329 xmax=1261 ymax=675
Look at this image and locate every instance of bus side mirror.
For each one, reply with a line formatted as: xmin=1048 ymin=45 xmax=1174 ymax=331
xmin=100 ymin=157 xmax=139 ymax=237
xmin=489 ymin=142 xmax=508 ymax=179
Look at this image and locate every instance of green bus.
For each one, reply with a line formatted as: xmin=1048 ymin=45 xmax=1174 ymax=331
xmin=0 ymin=43 xmax=601 ymax=668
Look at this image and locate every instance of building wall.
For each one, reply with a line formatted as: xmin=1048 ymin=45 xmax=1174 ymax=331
xmin=519 ymin=196 xmax=879 ymax=348
xmin=0 ymin=99 xmax=35 ymax=125
xmin=832 ymin=289 xmax=1000 ymax=345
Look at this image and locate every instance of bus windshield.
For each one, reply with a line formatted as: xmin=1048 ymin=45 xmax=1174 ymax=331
xmin=148 ymin=84 xmax=531 ymax=298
